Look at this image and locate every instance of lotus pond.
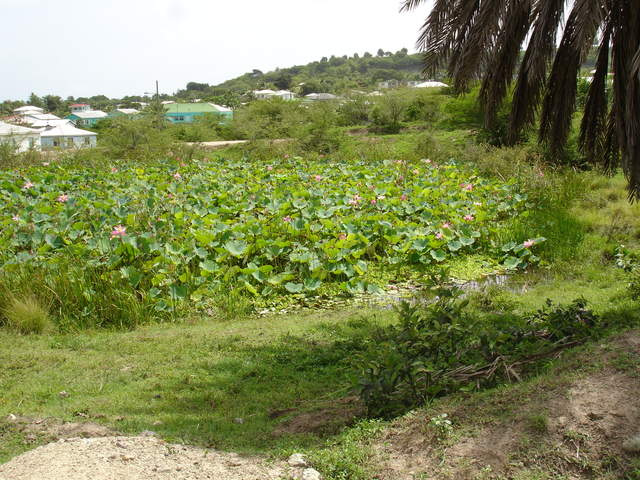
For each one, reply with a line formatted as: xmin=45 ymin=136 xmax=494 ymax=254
xmin=0 ymin=155 xmax=543 ymax=325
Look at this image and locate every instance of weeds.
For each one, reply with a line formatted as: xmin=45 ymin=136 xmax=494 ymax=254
xmin=1 ymin=295 xmax=52 ymax=334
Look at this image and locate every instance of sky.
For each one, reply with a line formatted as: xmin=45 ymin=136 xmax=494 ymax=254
xmin=1 ymin=0 xmax=432 ymax=101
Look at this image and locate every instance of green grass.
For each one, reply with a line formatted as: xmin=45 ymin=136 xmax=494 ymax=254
xmin=0 ymin=307 xmax=394 ymax=463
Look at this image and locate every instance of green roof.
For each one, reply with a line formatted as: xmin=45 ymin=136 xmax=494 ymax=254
xmin=164 ymin=103 xmax=230 ymax=114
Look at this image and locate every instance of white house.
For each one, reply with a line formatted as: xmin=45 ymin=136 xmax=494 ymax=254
xmin=414 ymin=81 xmax=449 ymax=88
xmin=39 ymin=123 xmax=97 ymax=149
xmin=305 ymin=93 xmax=338 ymax=101
xmin=28 ymin=119 xmax=72 ymax=129
xmin=22 ymin=113 xmax=62 ymax=126
xmin=0 ymin=121 xmax=41 ymax=152
xmin=13 ymin=105 xmax=44 ymax=116
xmin=253 ymin=89 xmax=277 ymax=100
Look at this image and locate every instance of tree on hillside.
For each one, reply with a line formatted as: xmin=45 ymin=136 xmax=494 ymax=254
xmin=403 ymin=0 xmax=640 ymax=199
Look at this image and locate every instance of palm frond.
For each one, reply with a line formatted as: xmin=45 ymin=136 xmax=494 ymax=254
xmin=579 ymin=25 xmax=611 ymax=161
xmin=508 ymin=0 xmax=566 ymax=142
xmin=539 ymin=0 xmax=603 ymax=156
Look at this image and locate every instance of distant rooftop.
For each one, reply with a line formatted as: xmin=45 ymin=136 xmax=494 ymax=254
xmin=164 ymin=103 xmax=232 ymax=114
xmin=69 ymin=110 xmax=108 ymax=119
xmin=40 ymin=123 xmax=97 ymax=137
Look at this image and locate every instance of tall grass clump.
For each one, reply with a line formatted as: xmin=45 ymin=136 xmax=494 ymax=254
xmin=0 ymin=261 xmax=162 ymax=332
xmin=470 ymin=145 xmax=588 ymax=262
xmin=1 ymin=294 xmax=52 ymax=334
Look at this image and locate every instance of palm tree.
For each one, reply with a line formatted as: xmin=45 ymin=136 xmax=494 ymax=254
xmin=403 ymin=0 xmax=640 ymax=199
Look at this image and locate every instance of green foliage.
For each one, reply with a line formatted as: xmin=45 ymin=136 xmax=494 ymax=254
xmin=308 ymin=419 xmax=385 ymax=480
xmin=370 ymin=91 xmax=408 ymax=133
xmin=293 ymin=102 xmax=346 ymax=154
xmin=0 ymin=155 xmax=534 ymax=329
xmin=357 ymin=276 xmax=601 ymax=418
xmin=100 ymin=117 xmax=172 ymax=160
xmin=1 ymin=294 xmax=52 ymax=334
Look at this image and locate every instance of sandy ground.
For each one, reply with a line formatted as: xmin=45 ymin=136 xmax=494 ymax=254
xmin=0 ymin=435 xmax=288 ymax=480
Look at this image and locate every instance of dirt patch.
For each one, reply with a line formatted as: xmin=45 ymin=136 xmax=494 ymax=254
xmin=0 ymin=436 xmax=288 ymax=480
xmin=273 ymin=396 xmax=365 ymax=437
xmin=372 ymin=331 xmax=640 ymax=479
xmin=4 ymin=415 xmax=115 ymax=445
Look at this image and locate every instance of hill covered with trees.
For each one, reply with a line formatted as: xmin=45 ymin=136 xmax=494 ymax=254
xmin=175 ymin=49 xmax=431 ymax=101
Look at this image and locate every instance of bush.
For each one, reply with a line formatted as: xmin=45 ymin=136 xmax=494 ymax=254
xmin=2 ymin=295 xmax=52 ymax=334
xmin=370 ymin=91 xmax=408 ymax=134
xmin=100 ymin=117 xmax=173 ymax=160
xmin=293 ymin=101 xmax=346 ymax=154
xmin=356 ymin=274 xmax=600 ymax=418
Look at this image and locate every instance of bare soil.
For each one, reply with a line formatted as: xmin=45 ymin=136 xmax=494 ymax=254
xmin=372 ymin=331 xmax=640 ymax=479
xmin=0 ymin=435 xmax=288 ymax=480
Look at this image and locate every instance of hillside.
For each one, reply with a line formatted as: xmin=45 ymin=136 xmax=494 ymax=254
xmin=175 ymin=49 xmax=432 ymax=101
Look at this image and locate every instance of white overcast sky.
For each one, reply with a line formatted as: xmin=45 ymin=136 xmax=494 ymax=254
xmin=1 ymin=0 xmax=432 ymax=101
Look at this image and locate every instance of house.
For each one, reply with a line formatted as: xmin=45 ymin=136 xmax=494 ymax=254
xmin=109 ymin=108 xmax=140 ymax=118
xmin=378 ymin=80 xmax=400 ymax=89
xmin=13 ymin=105 xmax=44 ymax=116
xmin=69 ymin=103 xmax=91 ymax=113
xmin=275 ymin=90 xmax=296 ymax=100
xmin=164 ymin=103 xmax=232 ymax=124
xmin=0 ymin=121 xmax=40 ymax=152
xmin=39 ymin=123 xmax=97 ymax=149
xmin=253 ymin=89 xmax=296 ymax=101
xmin=66 ymin=105 xmax=108 ymax=127
xmin=28 ymin=119 xmax=73 ymax=129
xmin=22 ymin=113 xmax=62 ymax=126
xmin=414 ymin=81 xmax=449 ymax=88
xmin=305 ymin=93 xmax=339 ymax=101
xmin=253 ymin=89 xmax=277 ymax=100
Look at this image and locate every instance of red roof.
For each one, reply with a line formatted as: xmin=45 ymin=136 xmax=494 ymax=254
xmin=70 ymin=103 xmax=89 ymax=107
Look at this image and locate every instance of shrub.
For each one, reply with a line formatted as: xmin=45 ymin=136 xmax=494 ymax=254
xmin=356 ymin=274 xmax=600 ymax=418
xmin=100 ymin=117 xmax=173 ymax=160
xmin=2 ymin=295 xmax=52 ymax=334
xmin=370 ymin=91 xmax=408 ymax=134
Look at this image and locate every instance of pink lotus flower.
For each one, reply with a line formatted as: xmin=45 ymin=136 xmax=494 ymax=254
xmin=538 ymin=172 xmax=545 ymax=177
xmin=463 ymin=214 xmax=475 ymax=221
xmin=57 ymin=194 xmax=69 ymax=203
xmin=435 ymin=232 xmax=444 ymax=239
xmin=180 ymin=162 xmax=187 ymax=167
xmin=400 ymin=194 xmax=408 ymax=201
xmin=442 ymin=222 xmax=451 ymax=229
xmin=283 ymin=215 xmax=293 ymax=223
xmin=284 ymin=154 xmax=290 ymax=159
xmin=22 ymin=181 xmax=34 ymax=190
xmin=111 ymin=167 xmax=118 ymax=173
xmin=314 ymin=175 xmax=322 ymax=181
xmin=395 ymin=159 xmax=404 ymax=165
xmin=461 ymin=183 xmax=474 ymax=191
xmin=369 ymin=185 xmax=375 ymax=190
xmin=110 ymin=225 xmax=127 ymax=239
xmin=12 ymin=214 xmax=20 ymax=222
xmin=173 ymin=172 xmax=182 ymax=180
xmin=423 ymin=158 xmax=432 ymax=164
xmin=474 ymin=202 xmax=482 ymax=206
xmin=167 ymin=193 xmax=174 ymax=199
xmin=267 ymin=165 xmax=273 ymax=171
xmin=348 ymin=194 xmax=362 ymax=206
xmin=370 ymin=198 xmax=377 ymax=205
xmin=377 ymin=195 xmax=386 ymax=200
xmin=524 ymin=239 xmax=535 ymax=248
xmin=338 ymin=233 xmax=347 ymax=240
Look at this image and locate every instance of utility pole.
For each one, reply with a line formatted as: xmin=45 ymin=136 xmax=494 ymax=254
xmin=155 ymin=80 xmax=164 ymax=129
